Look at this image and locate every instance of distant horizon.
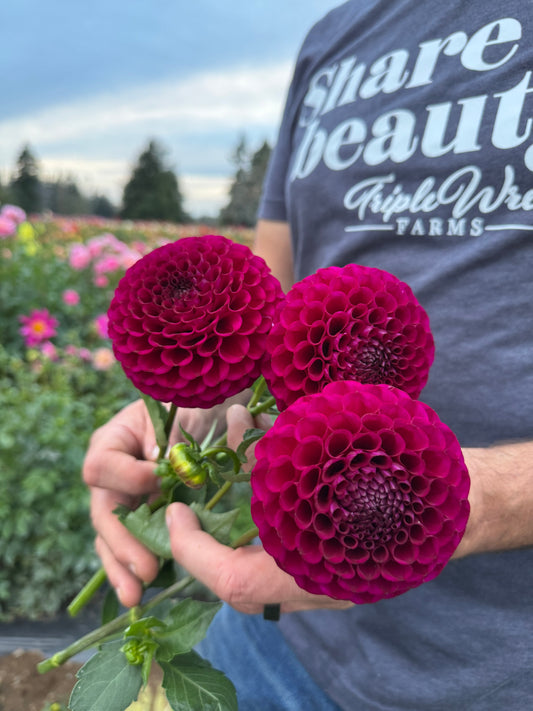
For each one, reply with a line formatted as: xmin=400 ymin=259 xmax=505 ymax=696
xmin=1 ymin=1 xmax=342 ymax=216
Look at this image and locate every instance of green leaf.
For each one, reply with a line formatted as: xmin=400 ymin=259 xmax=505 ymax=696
xmin=119 ymin=504 xmax=172 ymax=558
xmin=141 ymin=394 xmax=170 ymax=451
xmin=155 ymin=599 xmax=222 ymax=661
xmin=101 ymin=587 xmax=119 ymax=625
xmin=161 ymin=651 xmax=238 ymax=711
xmin=189 ymin=503 xmax=240 ymax=545
xmin=200 ymin=418 xmax=219 ymax=449
xmin=151 ymin=559 xmax=178 ymax=589
xmin=69 ymin=640 xmax=143 ymax=711
xmin=235 ymin=428 xmax=265 ymax=462
xmin=124 ymin=616 xmax=166 ymax=639
xmin=179 ymin=424 xmax=200 ymax=450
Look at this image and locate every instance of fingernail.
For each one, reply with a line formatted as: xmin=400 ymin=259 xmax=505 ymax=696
xmin=128 ymin=562 xmax=137 ymax=577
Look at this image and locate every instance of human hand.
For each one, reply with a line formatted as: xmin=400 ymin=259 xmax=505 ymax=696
xmin=166 ymin=404 xmax=354 ymax=615
xmin=83 ymin=395 xmax=248 ymax=607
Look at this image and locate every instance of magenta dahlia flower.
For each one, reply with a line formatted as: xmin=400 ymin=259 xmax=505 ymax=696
xmin=251 ymin=381 xmax=470 ymax=604
xmin=18 ymin=308 xmax=59 ymax=348
xmin=263 ymin=264 xmax=435 ymax=410
xmin=107 ymin=235 xmax=283 ymax=408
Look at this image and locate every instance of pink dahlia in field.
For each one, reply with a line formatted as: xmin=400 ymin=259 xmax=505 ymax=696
xmin=108 ymin=235 xmax=283 ymax=407
xmin=19 ymin=308 xmax=59 ymax=348
xmin=251 ymin=381 xmax=470 ymax=604
xmin=62 ymin=289 xmax=80 ymax=306
xmin=93 ymin=313 xmax=109 ymax=339
xmin=69 ymin=243 xmax=92 ymax=271
xmin=0 ymin=215 xmax=17 ymax=237
xmin=263 ymin=265 xmax=435 ymax=411
xmin=1 ymin=204 xmax=26 ymax=224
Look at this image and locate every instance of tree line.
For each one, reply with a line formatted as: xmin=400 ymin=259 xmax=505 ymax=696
xmin=0 ymin=138 xmax=271 ymax=226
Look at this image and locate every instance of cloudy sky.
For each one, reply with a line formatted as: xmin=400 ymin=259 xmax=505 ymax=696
xmin=1 ymin=0 xmax=342 ymax=216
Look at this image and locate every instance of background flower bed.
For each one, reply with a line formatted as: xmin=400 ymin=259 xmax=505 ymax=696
xmin=0 ymin=211 xmax=253 ymax=621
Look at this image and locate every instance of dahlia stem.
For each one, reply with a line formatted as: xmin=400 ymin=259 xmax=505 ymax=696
xmin=205 ymin=480 xmax=233 ymax=510
xmin=40 ymin=527 xmax=259 ymax=674
xmin=247 ymin=376 xmax=268 ymax=411
xmin=161 ymin=403 xmax=178 ymax=457
xmin=67 ymin=568 xmax=107 ymax=618
xmin=231 ymin=525 xmax=259 ymax=547
xmin=249 ymin=395 xmax=276 ymax=417
xmin=39 ymin=575 xmax=196 ymax=674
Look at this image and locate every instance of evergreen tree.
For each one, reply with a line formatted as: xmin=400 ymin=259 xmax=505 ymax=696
xmin=10 ymin=145 xmax=41 ymax=213
xmin=90 ymin=194 xmax=116 ymax=218
xmin=0 ymin=176 xmax=10 ymax=205
xmin=219 ymin=137 xmax=271 ymax=226
xmin=121 ymin=140 xmax=187 ymax=222
xmin=44 ymin=178 xmax=90 ymax=215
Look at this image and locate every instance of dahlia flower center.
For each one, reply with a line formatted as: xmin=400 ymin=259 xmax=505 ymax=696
xmin=334 ymin=469 xmax=411 ymax=548
xmin=164 ymin=274 xmax=195 ymax=302
xmin=342 ymin=339 xmax=393 ymax=384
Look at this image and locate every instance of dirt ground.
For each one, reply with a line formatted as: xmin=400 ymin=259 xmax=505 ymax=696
xmin=0 ymin=649 xmax=80 ymax=711
xmin=0 ymin=649 xmax=170 ymax=711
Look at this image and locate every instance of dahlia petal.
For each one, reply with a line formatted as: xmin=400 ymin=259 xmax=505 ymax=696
xmin=264 ymin=457 xmax=295 ymax=492
xmin=320 ymin=538 xmax=346 ymax=564
xmin=298 ymin=531 xmax=323 ymax=564
xmin=278 ymin=484 xmax=299 ymax=511
xmin=420 ymin=507 xmax=444 ymax=534
xmin=294 ymin=500 xmax=314 ymax=529
xmin=357 ymin=560 xmax=381 ymax=581
xmin=296 ymin=467 xmax=320 ymax=499
xmin=218 ymin=334 xmax=250 ymax=363
xmin=313 ymin=513 xmax=336 ymax=539
xmin=277 ymin=515 xmax=300 ymax=550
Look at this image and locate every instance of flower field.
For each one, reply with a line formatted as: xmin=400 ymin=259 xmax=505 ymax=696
xmin=0 ymin=206 xmax=253 ymax=621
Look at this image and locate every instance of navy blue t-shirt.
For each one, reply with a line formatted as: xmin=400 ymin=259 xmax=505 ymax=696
xmin=259 ymin=1 xmax=533 ymax=708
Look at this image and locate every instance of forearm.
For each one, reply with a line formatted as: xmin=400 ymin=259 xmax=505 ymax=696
xmin=253 ymin=219 xmax=294 ymax=292
xmin=455 ymin=439 xmax=533 ymax=558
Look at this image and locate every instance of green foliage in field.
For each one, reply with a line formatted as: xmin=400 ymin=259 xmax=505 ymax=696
xmin=0 ymin=214 xmax=253 ymax=621
xmin=0 ymin=345 xmax=138 ymax=621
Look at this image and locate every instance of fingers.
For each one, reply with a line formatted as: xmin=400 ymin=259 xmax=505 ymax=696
xmin=95 ymin=535 xmax=145 ymax=608
xmin=83 ymin=401 xmax=160 ymax=495
xmin=166 ymin=503 xmax=353 ymax=614
xmin=90 ymin=487 xmax=160 ymax=604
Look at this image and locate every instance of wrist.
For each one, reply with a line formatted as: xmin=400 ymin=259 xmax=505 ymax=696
xmin=454 ymin=442 xmax=533 ymax=558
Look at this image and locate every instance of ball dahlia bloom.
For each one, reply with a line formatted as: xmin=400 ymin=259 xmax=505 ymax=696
xmin=107 ymin=235 xmax=283 ymax=408
xmin=263 ymin=264 xmax=435 ymax=411
xmin=251 ymin=381 xmax=470 ymax=604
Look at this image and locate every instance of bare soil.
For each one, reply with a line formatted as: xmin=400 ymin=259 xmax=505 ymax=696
xmin=0 ymin=649 xmax=80 ymax=711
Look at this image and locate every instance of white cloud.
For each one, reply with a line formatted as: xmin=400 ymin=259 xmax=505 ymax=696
xmin=0 ymin=61 xmax=291 ymax=215
xmin=0 ymin=61 xmax=291 ymax=152
xmin=181 ymin=175 xmax=232 ymax=217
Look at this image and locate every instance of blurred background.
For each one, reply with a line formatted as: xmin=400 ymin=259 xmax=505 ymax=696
xmin=0 ymin=0 xmax=341 ymax=221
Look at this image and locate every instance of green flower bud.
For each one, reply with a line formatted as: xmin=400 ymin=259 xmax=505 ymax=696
xmin=121 ymin=638 xmax=145 ymax=666
xmin=168 ymin=443 xmax=208 ymax=489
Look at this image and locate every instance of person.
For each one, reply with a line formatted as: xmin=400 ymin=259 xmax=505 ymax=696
xmin=83 ymin=1 xmax=533 ymax=708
